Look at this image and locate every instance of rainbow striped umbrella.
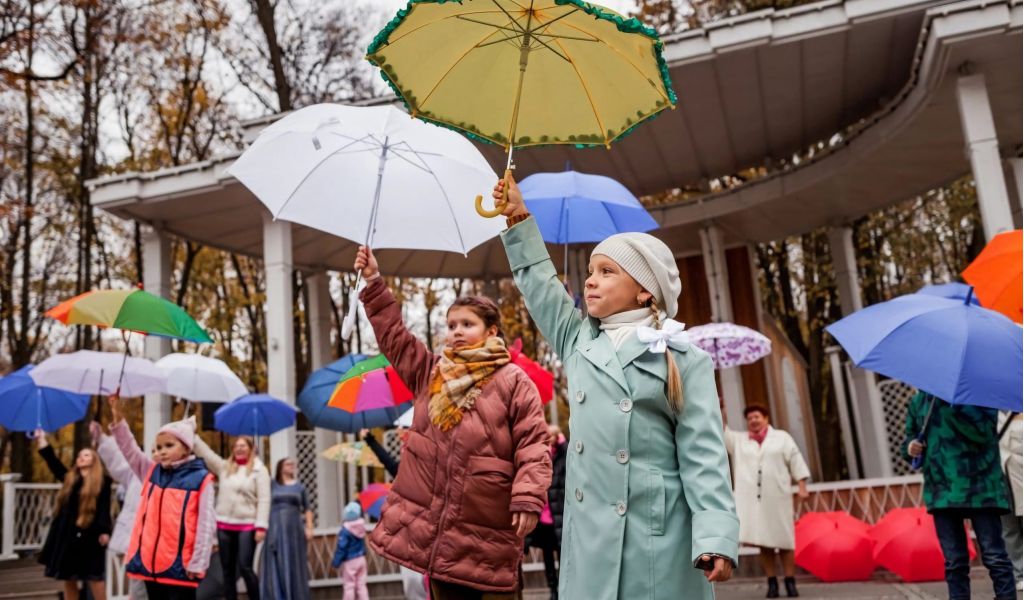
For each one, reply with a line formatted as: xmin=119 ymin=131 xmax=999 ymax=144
xmin=46 ymin=289 xmax=212 ymax=343
xmin=359 ymin=482 xmax=391 ymax=520
xmin=298 ymin=354 xmax=413 ymax=432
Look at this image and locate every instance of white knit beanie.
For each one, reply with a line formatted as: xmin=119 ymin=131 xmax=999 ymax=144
xmin=592 ymin=232 xmax=681 ymax=318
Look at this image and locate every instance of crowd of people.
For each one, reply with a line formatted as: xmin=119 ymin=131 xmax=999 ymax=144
xmin=28 ymin=176 xmax=1022 ymax=600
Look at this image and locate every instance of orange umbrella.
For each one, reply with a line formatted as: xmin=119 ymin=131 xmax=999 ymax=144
xmin=963 ymin=230 xmax=1022 ymax=323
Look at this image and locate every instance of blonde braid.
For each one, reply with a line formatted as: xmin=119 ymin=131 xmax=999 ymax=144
xmin=651 ymin=301 xmax=684 ymax=413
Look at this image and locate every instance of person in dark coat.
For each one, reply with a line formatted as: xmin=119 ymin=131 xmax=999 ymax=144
xmin=35 ymin=429 xmax=113 ymax=600
xmin=525 ymin=425 xmax=568 ymax=600
xmin=359 ymin=428 xmax=400 ymax=478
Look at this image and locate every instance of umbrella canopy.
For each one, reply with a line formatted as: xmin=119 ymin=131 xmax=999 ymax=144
xmin=228 ymin=103 xmax=502 ymax=254
xmin=0 ymin=365 xmax=92 ymax=432
xmin=509 ymin=338 xmax=554 ymax=404
xmin=30 ymin=351 xmax=166 ymax=397
xmin=916 ymin=282 xmax=980 ymax=305
xmin=870 ymin=507 xmax=976 ymax=582
xmin=367 ymin=1 xmax=674 ymax=150
xmin=394 ymin=406 xmax=414 ymax=428
xmin=519 ymin=170 xmax=657 ymax=244
xmin=686 ymin=322 xmax=772 ymax=370
xmin=214 ymin=393 xmax=296 ymax=436
xmin=46 ymin=288 xmax=212 ymax=343
xmin=155 ymin=353 xmax=248 ymax=403
xmin=322 ymin=442 xmax=384 ymax=468
xmin=298 ymin=354 xmax=414 ymax=433
xmin=825 ymin=293 xmax=1023 ymax=411
xmin=794 ymin=512 xmax=876 ymax=582
xmin=359 ymin=482 xmax=392 ymax=520
xmin=963 ymin=229 xmax=1022 ymax=323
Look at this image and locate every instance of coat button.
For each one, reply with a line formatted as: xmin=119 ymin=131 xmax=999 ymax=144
xmin=616 ymin=449 xmax=629 ymax=464
xmin=619 ymin=398 xmax=633 ymax=412
xmin=616 ymin=501 xmax=627 ymax=516
xmin=575 ymin=440 xmax=584 ymax=454
xmin=575 ymin=488 xmax=584 ymax=502
xmin=575 ymin=390 xmax=586 ymax=403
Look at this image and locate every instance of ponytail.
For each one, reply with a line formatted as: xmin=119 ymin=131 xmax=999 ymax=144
xmin=650 ymin=301 xmax=684 ymax=413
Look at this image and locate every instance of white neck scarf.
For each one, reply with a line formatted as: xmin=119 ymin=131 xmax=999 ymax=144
xmin=599 ymin=308 xmax=656 ymax=349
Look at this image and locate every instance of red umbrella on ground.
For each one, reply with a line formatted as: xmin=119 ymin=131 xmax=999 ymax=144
xmin=509 ymin=338 xmax=554 ymax=404
xmin=870 ymin=507 xmax=977 ymax=582
xmin=795 ymin=512 xmax=876 ymax=582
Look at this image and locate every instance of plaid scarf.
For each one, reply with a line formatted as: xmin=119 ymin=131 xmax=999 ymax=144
xmin=429 ymin=337 xmax=510 ymax=432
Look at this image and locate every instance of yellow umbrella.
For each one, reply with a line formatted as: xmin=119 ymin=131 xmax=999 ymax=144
xmin=322 ymin=441 xmax=385 ymax=468
xmin=367 ymin=0 xmax=676 ymax=216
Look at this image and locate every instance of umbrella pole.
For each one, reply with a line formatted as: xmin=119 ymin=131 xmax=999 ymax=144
xmin=343 ymin=138 xmax=390 ymax=340
xmin=114 ymin=330 xmax=132 ymax=395
xmin=476 ymin=31 xmax=532 ymax=218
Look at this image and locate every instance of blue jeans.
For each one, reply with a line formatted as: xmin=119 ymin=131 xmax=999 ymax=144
xmin=932 ymin=508 xmax=1017 ymax=600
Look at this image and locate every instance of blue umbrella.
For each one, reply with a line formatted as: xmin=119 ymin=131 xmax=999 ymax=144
xmin=825 ymin=291 xmax=1022 ymax=411
xmin=213 ymin=393 xmax=296 ymax=436
xmin=520 ymin=170 xmax=657 ymax=244
xmin=0 ymin=365 xmax=91 ymax=432
xmin=298 ymin=354 xmax=413 ymax=433
xmin=917 ymin=282 xmax=980 ymax=305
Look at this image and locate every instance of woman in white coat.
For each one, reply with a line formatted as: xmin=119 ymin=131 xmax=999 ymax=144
xmin=723 ymin=404 xmax=810 ymax=598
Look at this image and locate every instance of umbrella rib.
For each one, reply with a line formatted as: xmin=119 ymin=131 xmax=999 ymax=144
xmin=552 ymin=39 xmax=607 ymax=144
xmin=417 ymin=27 xmax=505 ymax=112
xmin=381 ymin=9 xmax=509 ymax=48
xmin=274 ymin=134 xmax=377 ymax=217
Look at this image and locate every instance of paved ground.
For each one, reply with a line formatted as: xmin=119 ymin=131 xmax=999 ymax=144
xmin=520 ymin=569 xmax=1022 ymax=600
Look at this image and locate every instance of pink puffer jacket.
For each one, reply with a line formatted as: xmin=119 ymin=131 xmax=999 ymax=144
xmin=360 ymin=277 xmax=552 ymax=592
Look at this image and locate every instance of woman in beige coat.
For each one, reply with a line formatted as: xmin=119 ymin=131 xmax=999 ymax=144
xmin=724 ymin=404 xmax=809 ymax=598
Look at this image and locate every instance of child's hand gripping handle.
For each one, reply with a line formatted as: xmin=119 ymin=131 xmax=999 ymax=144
xmin=475 ymin=168 xmax=513 ymax=218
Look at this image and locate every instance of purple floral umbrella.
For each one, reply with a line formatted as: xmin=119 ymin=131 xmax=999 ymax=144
xmin=687 ymin=322 xmax=772 ymax=370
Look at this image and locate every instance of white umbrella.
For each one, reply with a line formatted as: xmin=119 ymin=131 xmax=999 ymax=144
xmin=155 ymin=353 xmax=248 ymax=404
xmin=30 ymin=350 xmax=166 ymax=397
xmin=228 ymin=103 xmax=504 ymax=337
xmin=394 ymin=406 xmax=414 ymax=428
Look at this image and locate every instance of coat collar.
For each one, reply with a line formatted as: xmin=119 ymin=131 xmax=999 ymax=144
xmin=580 ymin=318 xmax=688 ymax=389
xmin=579 ymin=327 xmax=630 ymax=395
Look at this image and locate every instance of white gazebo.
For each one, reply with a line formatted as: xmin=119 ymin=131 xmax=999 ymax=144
xmin=88 ymin=0 xmax=1021 ymax=527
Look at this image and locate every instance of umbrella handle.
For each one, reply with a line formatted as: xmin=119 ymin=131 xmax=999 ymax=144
xmin=475 ymin=168 xmax=512 ymax=218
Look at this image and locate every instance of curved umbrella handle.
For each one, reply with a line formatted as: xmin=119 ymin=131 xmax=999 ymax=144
xmin=475 ymin=168 xmax=512 ymax=218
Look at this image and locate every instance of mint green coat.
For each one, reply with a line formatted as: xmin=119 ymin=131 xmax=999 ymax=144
xmin=502 ymin=219 xmax=739 ymax=600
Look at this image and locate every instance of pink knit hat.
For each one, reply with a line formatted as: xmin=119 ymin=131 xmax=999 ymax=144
xmin=157 ymin=416 xmax=196 ymax=451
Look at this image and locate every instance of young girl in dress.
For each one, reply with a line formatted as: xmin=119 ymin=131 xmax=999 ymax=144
xmin=109 ymin=396 xmax=216 ymax=600
xmin=35 ymin=429 xmax=113 ymax=600
xmin=496 ymin=178 xmax=739 ymax=600
xmin=354 ymin=247 xmax=552 ymax=599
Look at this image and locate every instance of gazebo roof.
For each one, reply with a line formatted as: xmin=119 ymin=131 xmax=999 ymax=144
xmin=89 ymin=0 xmax=1022 ymax=277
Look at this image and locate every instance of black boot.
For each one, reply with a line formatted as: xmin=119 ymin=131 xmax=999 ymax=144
xmin=784 ymin=576 xmax=799 ymax=597
xmin=766 ymin=576 xmax=779 ymax=598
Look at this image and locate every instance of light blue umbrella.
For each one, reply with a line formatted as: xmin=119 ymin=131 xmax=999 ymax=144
xmin=825 ymin=290 xmax=1022 ymax=412
xmin=0 ymin=365 xmax=92 ymax=432
xmin=520 ymin=170 xmax=657 ymax=245
xmin=214 ymin=393 xmax=296 ymax=437
xmin=916 ymin=282 xmax=980 ymax=305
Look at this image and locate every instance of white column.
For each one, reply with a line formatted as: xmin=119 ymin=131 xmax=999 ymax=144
xmin=955 ymin=73 xmax=1015 ymax=239
xmin=827 ymin=226 xmax=892 ymax=477
xmin=263 ymin=215 xmax=296 ymax=465
xmin=699 ymin=225 xmax=745 ymax=429
xmin=307 ymin=272 xmax=341 ymax=527
xmin=142 ymin=227 xmax=172 ymax=452
xmin=1005 ymin=157 xmax=1022 ymax=229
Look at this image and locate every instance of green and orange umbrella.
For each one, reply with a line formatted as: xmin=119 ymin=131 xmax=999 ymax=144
xmin=298 ymin=353 xmax=414 ymax=433
xmin=46 ymin=288 xmax=212 ymax=343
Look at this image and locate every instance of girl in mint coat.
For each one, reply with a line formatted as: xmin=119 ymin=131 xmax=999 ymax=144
xmin=496 ymin=178 xmax=739 ymax=600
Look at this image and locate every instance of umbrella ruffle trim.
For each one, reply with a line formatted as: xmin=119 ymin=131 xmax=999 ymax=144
xmin=366 ymin=0 xmax=678 ymax=149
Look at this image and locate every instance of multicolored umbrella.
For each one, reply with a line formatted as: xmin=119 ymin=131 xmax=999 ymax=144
xmin=359 ymin=482 xmax=392 ymax=519
xmin=298 ymin=354 xmax=414 ymax=433
xmin=794 ymin=512 xmax=876 ymax=582
xmin=46 ymin=288 xmax=212 ymax=343
xmin=509 ymin=338 xmax=554 ymax=404
xmin=963 ymin=229 xmax=1022 ymax=323
xmin=366 ymin=0 xmax=676 ymax=217
xmin=322 ymin=441 xmax=384 ymax=468
xmin=686 ymin=322 xmax=772 ymax=370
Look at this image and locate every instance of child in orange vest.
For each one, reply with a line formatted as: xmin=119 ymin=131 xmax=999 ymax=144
xmin=110 ymin=396 xmax=216 ymax=600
